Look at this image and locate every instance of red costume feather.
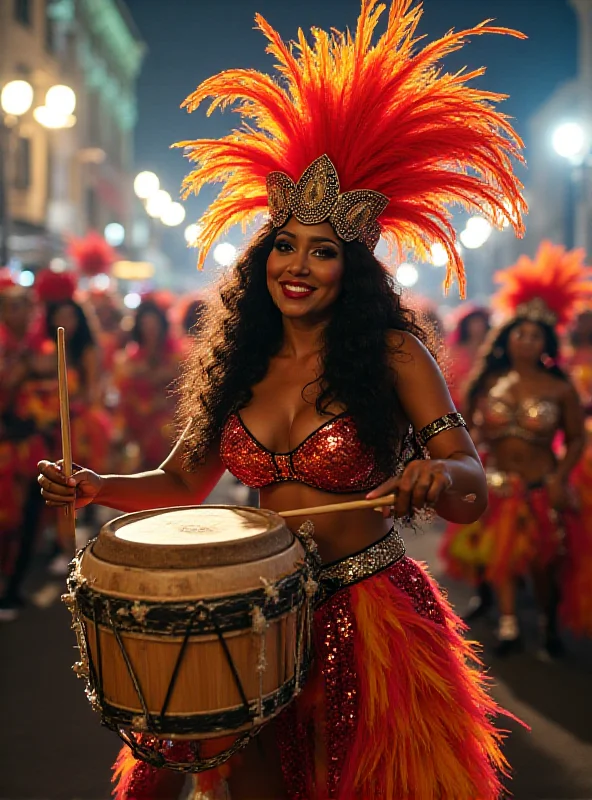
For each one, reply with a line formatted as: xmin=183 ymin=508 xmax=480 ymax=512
xmin=175 ymin=0 xmax=526 ymax=296
xmin=35 ymin=269 xmax=78 ymax=303
xmin=494 ymin=241 xmax=592 ymax=328
xmin=68 ymin=231 xmax=117 ymax=277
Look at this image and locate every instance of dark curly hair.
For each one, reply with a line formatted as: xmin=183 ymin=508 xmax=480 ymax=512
xmin=178 ymin=224 xmax=434 ymax=474
xmin=46 ymin=299 xmax=96 ymax=367
xmin=466 ymin=316 xmax=570 ymax=416
xmin=131 ymin=300 xmax=170 ymax=347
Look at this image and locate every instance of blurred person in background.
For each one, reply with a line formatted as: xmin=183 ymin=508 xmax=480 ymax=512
xmin=445 ymin=305 xmax=491 ymax=410
xmin=114 ymin=297 xmax=182 ymax=472
xmin=441 ymin=242 xmax=592 ymax=657
xmin=3 ymin=268 xmax=112 ymax=586
xmin=0 ymin=273 xmax=46 ymax=621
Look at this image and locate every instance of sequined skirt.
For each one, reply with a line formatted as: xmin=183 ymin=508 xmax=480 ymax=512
xmin=113 ymin=531 xmax=512 ymax=800
xmin=274 ymin=531 xmax=510 ymax=800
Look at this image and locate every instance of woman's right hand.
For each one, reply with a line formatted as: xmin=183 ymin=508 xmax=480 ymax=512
xmin=37 ymin=460 xmax=102 ymax=509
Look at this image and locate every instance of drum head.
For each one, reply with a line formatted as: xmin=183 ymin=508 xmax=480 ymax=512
xmin=92 ymin=506 xmax=293 ymax=569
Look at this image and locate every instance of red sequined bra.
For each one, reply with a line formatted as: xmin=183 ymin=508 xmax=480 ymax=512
xmin=220 ymin=412 xmax=389 ymax=494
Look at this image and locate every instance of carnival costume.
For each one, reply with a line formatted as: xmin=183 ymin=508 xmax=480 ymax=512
xmin=442 ymin=241 xmax=592 ymax=639
xmin=112 ymin=1 xmax=527 ymax=797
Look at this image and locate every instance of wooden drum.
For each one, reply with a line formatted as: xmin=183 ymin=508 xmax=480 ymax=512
xmin=63 ymin=506 xmax=316 ymax=771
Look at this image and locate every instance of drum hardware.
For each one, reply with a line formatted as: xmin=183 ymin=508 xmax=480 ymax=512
xmin=62 ymin=507 xmax=320 ymax=773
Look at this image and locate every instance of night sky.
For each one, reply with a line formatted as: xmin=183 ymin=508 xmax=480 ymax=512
xmin=124 ymin=0 xmax=578 ymax=279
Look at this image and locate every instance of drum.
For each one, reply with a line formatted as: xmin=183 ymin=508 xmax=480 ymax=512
xmin=63 ymin=506 xmax=317 ymax=772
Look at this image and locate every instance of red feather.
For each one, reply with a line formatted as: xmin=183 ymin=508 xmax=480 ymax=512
xmin=174 ymin=0 xmax=527 ymax=297
xmin=68 ymin=231 xmax=118 ymax=277
xmin=494 ymin=241 xmax=592 ymax=328
xmin=35 ymin=269 xmax=77 ymax=303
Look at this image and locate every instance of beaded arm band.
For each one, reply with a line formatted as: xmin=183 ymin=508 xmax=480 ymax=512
xmin=416 ymin=412 xmax=467 ymax=448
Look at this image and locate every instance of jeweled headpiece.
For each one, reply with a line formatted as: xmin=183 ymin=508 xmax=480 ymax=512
xmin=494 ymin=241 xmax=592 ymax=328
xmin=175 ymin=0 xmax=527 ymax=296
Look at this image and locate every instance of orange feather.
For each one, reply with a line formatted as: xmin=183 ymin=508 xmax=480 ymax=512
xmin=174 ymin=0 xmax=527 ymax=297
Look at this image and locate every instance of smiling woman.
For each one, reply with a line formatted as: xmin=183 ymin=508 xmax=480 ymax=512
xmin=38 ymin=1 xmax=528 ymax=798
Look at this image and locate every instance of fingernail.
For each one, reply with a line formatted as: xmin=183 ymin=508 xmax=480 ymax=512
xmin=67 ymin=478 xmax=75 ymax=486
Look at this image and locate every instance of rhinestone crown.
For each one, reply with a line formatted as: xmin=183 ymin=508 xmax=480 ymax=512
xmin=266 ymin=155 xmax=389 ymax=251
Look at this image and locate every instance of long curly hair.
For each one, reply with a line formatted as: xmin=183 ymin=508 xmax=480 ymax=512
xmin=178 ymin=224 xmax=433 ymax=473
xmin=466 ymin=317 xmax=570 ymax=417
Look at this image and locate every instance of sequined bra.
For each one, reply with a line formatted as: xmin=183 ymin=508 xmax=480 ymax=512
xmin=220 ymin=412 xmax=389 ymax=494
xmin=480 ymin=394 xmax=561 ymax=446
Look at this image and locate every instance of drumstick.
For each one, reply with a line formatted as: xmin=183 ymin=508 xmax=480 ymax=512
xmin=57 ymin=327 xmax=76 ymax=548
xmin=278 ymin=493 xmax=396 ymax=518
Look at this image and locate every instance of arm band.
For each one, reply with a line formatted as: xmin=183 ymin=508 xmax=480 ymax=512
xmin=416 ymin=412 xmax=467 ymax=447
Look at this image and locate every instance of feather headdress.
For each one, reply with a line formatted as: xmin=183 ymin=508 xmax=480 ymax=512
xmin=175 ymin=0 xmax=526 ymax=296
xmin=493 ymin=241 xmax=592 ymax=328
xmin=67 ymin=231 xmax=117 ymax=278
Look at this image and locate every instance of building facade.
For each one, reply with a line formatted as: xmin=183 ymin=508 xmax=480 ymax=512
xmin=0 ymin=0 xmax=145 ymax=268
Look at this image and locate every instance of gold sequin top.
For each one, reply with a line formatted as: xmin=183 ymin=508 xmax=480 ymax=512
xmin=220 ymin=412 xmax=389 ymax=494
xmin=479 ymin=393 xmax=561 ymax=446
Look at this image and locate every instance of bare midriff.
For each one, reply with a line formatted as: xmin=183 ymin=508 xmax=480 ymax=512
xmin=486 ymin=437 xmax=557 ymax=486
xmin=260 ymin=482 xmax=391 ymax=563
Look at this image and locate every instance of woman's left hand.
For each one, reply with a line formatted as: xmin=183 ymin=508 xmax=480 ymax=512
xmin=366 ymin=459 xmax=453 ymax=519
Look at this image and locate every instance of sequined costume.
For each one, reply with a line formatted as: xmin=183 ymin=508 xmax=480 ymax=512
xmin=112 ymin=0 xmax=527 ymax=795
xmin=441 ymin=242 xmax=592 ymax=638
xmin=113 ymin=417 xmax=511 ymax=800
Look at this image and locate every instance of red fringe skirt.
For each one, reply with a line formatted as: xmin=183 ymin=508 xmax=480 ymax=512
xmin=113 ymin=537 xmax=512 ymax=800
xmin=441 ymin=472 xmax=592 ymax=637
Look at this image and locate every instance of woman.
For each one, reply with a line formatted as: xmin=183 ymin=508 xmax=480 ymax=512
xmin=446 ymin=305 xmax=491 ymax=409
xmin=114 ymin=298 xmax=182 ymax=472
xmin=38 ymin=2 xmax=526 ymax=797
xmin=442 ymin=242 xmax=591 ymax=655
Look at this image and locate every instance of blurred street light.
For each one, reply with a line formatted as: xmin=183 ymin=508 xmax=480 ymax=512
xmin=104 ymin=223 xmax=125 ymax=246
xmin=552 ymin=122 xmax=586 ymax=161
xmin=134 ymin=171 xmax=160 ymax=200
xmin=213 ymin=242 xmax=237 ymax=267
xmin=45 ymin=85 xmax=76 ymax=116
xmin=184 ymin=223 xmax=202 ymax=245
xmin=33 ymin=104 xmax=76 ymax=129
xmin=395 ymin=263 xmax=419 ymax=287
xmin=459 ymin=216 xmax=492 ymax=249
xmin=430 ymin=243 xmax=449 ymax=267
xmin=145 ymin=189 xmax=172 ymax=218
xmin=123 ymin=292 xmax=142 ymax=309
xmin=1 ymin=80 xmax=34 ymax=116
xmin=160 ymin=202 xmax=186 ymax=227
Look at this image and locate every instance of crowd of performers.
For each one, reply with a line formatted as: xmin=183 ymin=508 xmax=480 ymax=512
xmin=0 ymin=253 xmax=206 ymax=620
xmin=6 ymin=0 xmax=592 ymax=797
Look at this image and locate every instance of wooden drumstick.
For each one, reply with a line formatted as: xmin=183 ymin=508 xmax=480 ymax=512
xmin=278 ymin=493 xmax=396 ymax=518
xmin=57 ymin=327 xmax=76 ymax=548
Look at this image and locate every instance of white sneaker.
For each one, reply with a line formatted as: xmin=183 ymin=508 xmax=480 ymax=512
xmin=47 ymin=553 xmax=70 ymax=577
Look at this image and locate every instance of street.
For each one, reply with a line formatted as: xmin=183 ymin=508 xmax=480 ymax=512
xmin=1 ymin=495 xmax=591 ymax=800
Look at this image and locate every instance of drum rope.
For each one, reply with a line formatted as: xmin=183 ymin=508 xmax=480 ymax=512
xmin=92 ymin=600 xmax=105 ymax=708
xmin=159 ymin=603 xmax=205 ymax=720
xmin=108 ymin=603 xmax=152 ymax=725
xmin=212 ymin=613 xmax=252 ymax=716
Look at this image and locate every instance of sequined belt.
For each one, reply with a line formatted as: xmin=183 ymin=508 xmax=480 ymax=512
xmin=316 ymin=527 xmax=406 ymax=606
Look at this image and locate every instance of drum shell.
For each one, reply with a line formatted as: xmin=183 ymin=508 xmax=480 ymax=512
xmin=73 ymin=507 xmax=309 ymax=740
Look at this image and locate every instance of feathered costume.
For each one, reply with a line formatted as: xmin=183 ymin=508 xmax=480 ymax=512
xmin=442 ymin=241 xmax=592 ymax=638
xmin=113 ymin=1 xmax=527 ymax=797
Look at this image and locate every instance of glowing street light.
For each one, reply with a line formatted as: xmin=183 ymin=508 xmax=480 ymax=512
xmin=459 ymin=216 xmax=493 ymax=250
xmin=45 ymin=85 xmax=76 ymax=116
xmin=134 ymin=171 xmax=160 ymax=200
xmin=145 ymin=189 xmax=172 ymax=218
xmin=395 ymin=263 xmax=419 ymax=287
xmin=160 ymin=202 xmax=186 ymax=227
xmin=104 ymin=223 xmax=125 ymax=246
xmin=184 ymin=223 xmax=203 ymax=245
xmin=552 ymin=122 xmax=586 ymax=161
xmin=1 ymin=80 xmax=34 ymax=116
xmin=430 ymin=243 xmax=449 ymax=267
xmin=213 ymin=242 xmax=237 ymax=267
xmin=33 ymin=105 xmax=76 ymax=128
